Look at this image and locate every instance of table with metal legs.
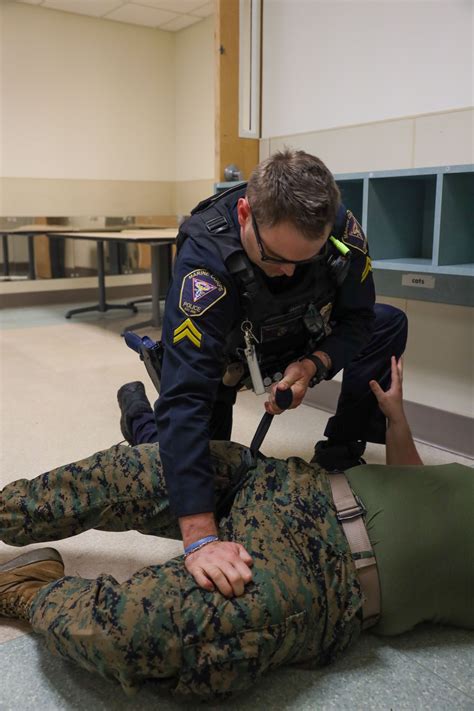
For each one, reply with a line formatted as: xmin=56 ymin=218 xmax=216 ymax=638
xmin=1 ymin=227 xmax=176 ymax=326
xmin=65 ymin=240 xmax=137 ymax=319
xmin=52 ymin=229 xmax=176 ymax=329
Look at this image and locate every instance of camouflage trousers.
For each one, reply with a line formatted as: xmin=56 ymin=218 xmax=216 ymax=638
xmin=0 ymin=442 xmax=363 ymax=699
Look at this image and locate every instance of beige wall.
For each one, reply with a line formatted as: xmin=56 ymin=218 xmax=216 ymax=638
xmin=1 ymin=3 xmax=175 ymax=180
xmin=174 ymin=15 xmax=216 ymax=216
xmin=0 ymin=2 xmax=215 ymax=218
xmin=175 ymin=17 xmax=215 ymax=182
xmin=0 ymin=2 xmax=215 ymax=269
xmin=0 ymin=177 xmax=175 ymax=217
xmin=259 ymin=109 xmax=474 ymax=418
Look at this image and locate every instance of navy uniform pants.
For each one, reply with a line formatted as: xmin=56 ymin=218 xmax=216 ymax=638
xmin=131 ymin=303 xmax=407 ymax=447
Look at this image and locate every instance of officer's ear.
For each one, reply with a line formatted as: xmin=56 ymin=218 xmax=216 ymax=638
xmin=237 ymin=197 xmax=251 ymax=227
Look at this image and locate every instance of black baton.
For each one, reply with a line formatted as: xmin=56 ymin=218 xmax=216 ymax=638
xmin=248 ymin=387 xmax=293 ymax=457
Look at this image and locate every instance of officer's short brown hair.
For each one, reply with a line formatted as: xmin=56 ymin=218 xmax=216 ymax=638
xmin=246 ymin=149 xmax=340 ymax=240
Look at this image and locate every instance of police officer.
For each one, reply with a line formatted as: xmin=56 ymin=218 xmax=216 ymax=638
xmin=117 ymin=150 xmax=407 ymax=598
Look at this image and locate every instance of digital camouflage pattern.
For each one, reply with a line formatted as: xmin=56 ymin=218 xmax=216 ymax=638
xmin=0 ymin=442 xmax=363 ymax=699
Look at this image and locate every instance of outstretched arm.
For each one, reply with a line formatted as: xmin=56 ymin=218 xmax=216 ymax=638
xmin=369 ymin=357 xmax=423 ymax=466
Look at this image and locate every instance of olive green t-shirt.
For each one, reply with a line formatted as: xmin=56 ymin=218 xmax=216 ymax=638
xmin=345 ymin=463 xmax=474 ymax=636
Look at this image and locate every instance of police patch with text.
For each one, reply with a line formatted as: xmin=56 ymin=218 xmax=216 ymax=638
xmin=179 ymin=269 xmax=226 ymax=318
xmin=342 ymin=210 xmax=368 ymax=254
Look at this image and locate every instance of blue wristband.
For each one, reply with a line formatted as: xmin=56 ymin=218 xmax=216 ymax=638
xmin=184 ymin=535 xmax=219 ymax=558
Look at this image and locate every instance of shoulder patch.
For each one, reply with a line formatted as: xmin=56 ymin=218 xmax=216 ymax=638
xmin=179 ymin=269 xmax=226 ymax=318
xmin=342 ymin=210 xmax=368 ymax=255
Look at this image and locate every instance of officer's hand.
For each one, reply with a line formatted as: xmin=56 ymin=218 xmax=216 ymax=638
xmin=185 ymin=540 xmax=253 ymax=597
xmin=369 ymin=356 xmax=405 ymax=423
xmin=265 ymin=360 xmax=313 ymax=414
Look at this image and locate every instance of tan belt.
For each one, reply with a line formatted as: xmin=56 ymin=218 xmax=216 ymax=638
xmin=328 ymin=472 xmax=381 ymax=630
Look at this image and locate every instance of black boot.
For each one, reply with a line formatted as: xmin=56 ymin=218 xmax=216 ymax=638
xmin=117 ymin=381 xmax=153 ymax=444
xmin=311 ymin=439 xmax=366 ymax=471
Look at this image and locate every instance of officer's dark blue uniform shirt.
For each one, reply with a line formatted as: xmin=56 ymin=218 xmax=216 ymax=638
xmin=155 ymin=195 xmax=375 ymax=518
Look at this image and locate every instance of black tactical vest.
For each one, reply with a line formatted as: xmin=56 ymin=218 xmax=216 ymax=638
xmin=176 ymin=184 xmax=347 ymax=382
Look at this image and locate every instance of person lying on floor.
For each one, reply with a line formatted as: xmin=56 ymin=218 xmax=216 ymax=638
xmin=0 ymin=358 xmax=472 ymax=700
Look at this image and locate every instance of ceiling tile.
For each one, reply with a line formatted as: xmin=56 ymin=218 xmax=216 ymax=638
xmin=42 ymin=0 xmax=124 ymax=17
xmin=159 ymin=13 xmax=200 ymax=31
xmin=138 ymin=0 xmax=207 ymax=13
xmin=106 ymin=3 xmax=177 ymax=27
xmin=12 ymin=0 xmax=211 ymax=28
xmin=191 ymin=2 xmax=213 ymax=18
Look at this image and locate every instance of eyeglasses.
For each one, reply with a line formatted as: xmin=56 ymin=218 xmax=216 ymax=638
xmin=251 ymin=212 xmax=327 ymax=265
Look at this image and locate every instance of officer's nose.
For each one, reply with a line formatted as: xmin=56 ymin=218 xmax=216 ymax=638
xmin=279 ymin=263 xmax=296 ymax=277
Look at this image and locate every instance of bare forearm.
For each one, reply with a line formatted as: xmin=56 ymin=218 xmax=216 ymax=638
xmin=179 ymin=511 xmax=218 ymax=548
xmin=386 ymin=414 xmax=423 ymax=466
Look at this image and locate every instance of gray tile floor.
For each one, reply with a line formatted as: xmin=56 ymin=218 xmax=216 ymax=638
xmin=1 ymin=626 xmax=473 ymax=710
xmin=1 ymin=301 xmax=473 ymax=709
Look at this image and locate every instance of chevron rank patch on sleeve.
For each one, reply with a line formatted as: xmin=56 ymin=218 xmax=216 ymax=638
xmin=179 ymin=269 xmax=226 ymax=318
xmin=361 ymin=255 xmax=372 ymax=283
xmin=342 ymin=210 xmax=368 ymax=254
xmin=173 ymin=318 xmax=202 ymax=348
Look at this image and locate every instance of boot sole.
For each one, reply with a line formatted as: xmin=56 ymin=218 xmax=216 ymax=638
xmin=0 ymin=547 xmax=63 ymax=573
xmin=116 ymin=381 xmax=146 ymax=406
xmin=117 ymin=381 xmax=151 ymax=444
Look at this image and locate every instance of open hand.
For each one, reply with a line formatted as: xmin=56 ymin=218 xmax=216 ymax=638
xmin=369 ymin=356 xmax=404 ymax=422
xmin=185 ymin=540 xmax=253 ymax=597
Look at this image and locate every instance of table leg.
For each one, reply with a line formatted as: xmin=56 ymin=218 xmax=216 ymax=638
xmin=2 ymin=235 xmax=10 ymax=277
xmin=65 ymin=240 xmax=138 ymax=320
xmin=27 ymin=234 xmax=36 ymax=280
xmin=150 ymin=243 xmax=161 ymax=326
xmin=97 ymin=240 xmax=106 ymax=311
xmin=122 ymin=242 xmax=167 ymax=334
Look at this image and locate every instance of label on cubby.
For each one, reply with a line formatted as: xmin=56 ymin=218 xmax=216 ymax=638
xmin=401 ymin=274 xmax=436 ymax=289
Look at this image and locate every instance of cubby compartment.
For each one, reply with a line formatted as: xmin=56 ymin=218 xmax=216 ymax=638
xmin=438 ymin=171 xmax=474 ymax=268
xmin=366 ymin=175 xmax=436 ymax=267
xmin=336 ymin=178 xmax=364 ymax=225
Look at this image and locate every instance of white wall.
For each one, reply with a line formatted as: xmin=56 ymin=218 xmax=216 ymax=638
xmin=0 ymin=3 xmax=176 ymax=182
xmin=262 ymin=0 xmax=473 ymax=138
